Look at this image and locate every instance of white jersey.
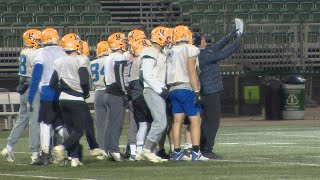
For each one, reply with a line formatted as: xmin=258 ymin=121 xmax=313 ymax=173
xmin=77 ymin=55 xmax=92 ymax=76
xmin=18 ymin=48 xmax=37 ymax=78
xmin=32 ymin=46 xmax=67 ymax=86
xmin=90 ymin=56 xmax=107 ymax=91
xmin=104 ymin=52 xmax=127 ymax=85
xmin=167 ymin=44 xmax=199 ymax=86
xmin=128 ymin=56 xmax=140 ymax=82
xmin=141 ymin=47 xmax=167 ymax=94
xmin=54 ymin=55 xmax=86 ymax=101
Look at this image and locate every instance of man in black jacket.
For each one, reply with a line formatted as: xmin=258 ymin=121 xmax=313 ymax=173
xmin=197 ymin=31 xmax=242 ymax=159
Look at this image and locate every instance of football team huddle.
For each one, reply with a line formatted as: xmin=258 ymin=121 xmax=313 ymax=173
xmin=0 ymin=25 xmax=240 ymax=167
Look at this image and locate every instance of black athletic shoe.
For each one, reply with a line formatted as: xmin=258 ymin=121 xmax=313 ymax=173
xmin=78 ymin=144 xmax=83 ymax=162
xmin=156 ymin=149 xmax=170 ymax=159
xmin=202 ymin=152 xmax=223 ymax=160
xmin=123 ymin=145 xmax=130 ymax=159
xmin=31 ymin=152 xmax=51 ymax=165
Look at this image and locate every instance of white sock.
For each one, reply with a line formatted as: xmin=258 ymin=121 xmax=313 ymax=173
xmin=184 ymin=143 xmax=192 ymax=150
xmin=130 ymin=144 xmax=136 ymax=156
xmin=136 ymin=122 xmax=147 ymax=144
xmin=40 ymin=122 xmax=51 ymax=154
xmin=136 ymin=142 xmax=143 ymax=154
xmin=170 ymin=144 xmax=174 ymax=152
xmin=32 ymin=152 xmax=39 ymax=158
xmin=6 ymin=144 xmax=13 ymax=151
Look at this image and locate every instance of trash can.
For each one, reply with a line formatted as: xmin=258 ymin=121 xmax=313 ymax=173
xmin=264 ymin=79 xmax=282 ymax=120
xmin=281 ymin=75 xmax=305 ymax=120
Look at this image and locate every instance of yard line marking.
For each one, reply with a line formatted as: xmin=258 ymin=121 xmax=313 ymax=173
xmin=219 ymin=142 xmax=297 ymax=145
xmin=0 ymin=173 xmax=95 ymax=180
xmin=219 ymin=159 xmax=320 ymax=167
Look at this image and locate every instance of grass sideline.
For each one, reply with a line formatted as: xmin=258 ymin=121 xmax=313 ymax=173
xmin=0 ymin=119 xmax=319 ymax=180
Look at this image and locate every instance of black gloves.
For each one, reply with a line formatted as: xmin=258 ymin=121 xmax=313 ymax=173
xmin=226 ymin=29 xmax=239 ymax=40
xmin=28 ymin=102 xmax=34 ymax=112
xmin=160 ymin=88 xmax=170 ymax=99
xmin=195 ymin=91 xmax=203 ymax=105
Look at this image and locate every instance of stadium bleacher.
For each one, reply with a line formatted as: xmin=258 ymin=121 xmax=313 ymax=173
xmin=0 ymin=0 xmax=320 ymax=87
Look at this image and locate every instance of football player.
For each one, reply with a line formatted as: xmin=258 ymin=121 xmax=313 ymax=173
xmin=167 ymin=25 xmax=208 ymax=161
xmin=50 ymin=38 xmax=90 ymax=167
xmin=139 ymin=26 xmax=169 ymax=163
xmin=90 ymin=41 xmax=111 ymax=156
xmin=28 ymin=28 xmax=68 ymax=165
xmin=104 ymin=32 xmax=129 ymax=162
xmin=1 ymin=29 xmax=41 ymax=164
xmin=127 ymin=38 xmax=153 ymax=161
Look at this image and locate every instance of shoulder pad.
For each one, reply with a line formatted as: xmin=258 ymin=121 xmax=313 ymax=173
xmin=141 ymin=47 xmax=158 ymax=59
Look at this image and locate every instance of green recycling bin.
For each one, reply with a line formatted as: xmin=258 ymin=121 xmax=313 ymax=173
xmin=281 ymin=75 xmax=305 ymax=120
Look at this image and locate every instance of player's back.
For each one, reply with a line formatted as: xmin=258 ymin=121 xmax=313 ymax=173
xmin=90 ymin=56 xmax=106 ymax=91
xmin=55 ymin=55 xmax=83 ymax=93
xmin=19 ymin=48 xmax=38 ymax=78
xmin=34 ymin=46 xmax=67 ymax=86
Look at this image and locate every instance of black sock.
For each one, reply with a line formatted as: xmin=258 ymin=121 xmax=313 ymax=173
xmin=192 ymin=145 xmax=200 ymax=152
xmin=174 ymin=148 xmax=181 ymax=153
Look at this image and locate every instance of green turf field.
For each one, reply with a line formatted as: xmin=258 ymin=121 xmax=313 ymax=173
xmin=0 ymin=119 xmax=319 ymax=180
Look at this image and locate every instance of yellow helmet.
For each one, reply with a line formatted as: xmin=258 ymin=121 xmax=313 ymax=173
xmin=173 ymin=25 xmax=192 ymax=43
xmin=150 ymin=26 xmax=167 ymax=46
xmin=108 ymin=32 xmax=127 ymax=51
xmin=41 ymin=28 xmax=59 ymax=45
xmin=81 ymin=40 xmax=90 ymax=56
xmin=62 ymin=33 xmax=81 ymax=42
xmin=166 ymin=28 xmax=174 ymax=45
xmin=22 ymin=29 xmax=41 ymax=48
xmin=131 ymin=38 xmax=152 ymax=56
xmin=188 ymin=30 xmax=193 ymax=44
xmin=96 ymin=40 xmax=111 ymax=57
xmin=128 ymin=29 xmax=146 ymax=42
xmin=60 ymin=39 xmax=82 ymax=53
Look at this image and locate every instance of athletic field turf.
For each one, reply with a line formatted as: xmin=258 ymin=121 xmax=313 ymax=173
xmin=0 ymin=118 xmax=319 ymax=180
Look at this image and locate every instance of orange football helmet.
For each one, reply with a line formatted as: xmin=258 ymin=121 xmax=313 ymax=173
xmin=131 ymin=38 xmax=152 ymax=56
xmin=81 ymin=40 xmax=90 ymax=56
xmin=173 ymin=25 xmax=192 ymax=43
xmin=128 ymin=29 xmax=146 ymax=42
xmin=96 ymin=40 xmax=111 ymax=57
xmin=22 ymin=29 xmax=41 ymax=48
xmin=150 ymin=26 xmax=167 ymax=46
xmin=41 ymin=28 xmax=59 ymax=45
xmin=62 ymin=33 xmax=81 ymax=42
xmin=166 ymin=27 xmax=174 ymax=45
xmin=108 ymin=32 xmax=127 ymax=51
xmin=60 ymin=39 xmax=82 ymax=53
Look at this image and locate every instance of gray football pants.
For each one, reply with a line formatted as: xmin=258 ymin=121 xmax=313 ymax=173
xmin=7 ymin=89 xmax=40 ymax=153
xmin=143 ymin=88 xmax=167 ymax=144
xmin=94 ymin=90 xmax=108 ymax=149
xmin=104 ymin=93 xmax=126 ymax=153
xmin=127 ymin=102 xmax=137 ymax=145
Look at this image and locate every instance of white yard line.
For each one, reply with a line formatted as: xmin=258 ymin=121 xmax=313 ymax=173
xmin=0 ymin=173 xmax=95 ymax=180
xmin=219 ymin=159 xmax=320 ymax=167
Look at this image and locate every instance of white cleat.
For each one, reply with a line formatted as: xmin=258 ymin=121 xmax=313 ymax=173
xmin=71 ymin=158 xmax=83 ymax=167
xmin=1 ymin=148 xmax=15 ymax=162
xmin=141 ymin=149 xmax=167 ymax=163
xmin=53 ymin=145 xmax=65 ymax=162
xmin=96 ymin=151 xmax=109 ymax=160
xmin=108 ymin=151 xmax=124 ymax=162
xmin=90 ymin=148 xmax=104 ymax=157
